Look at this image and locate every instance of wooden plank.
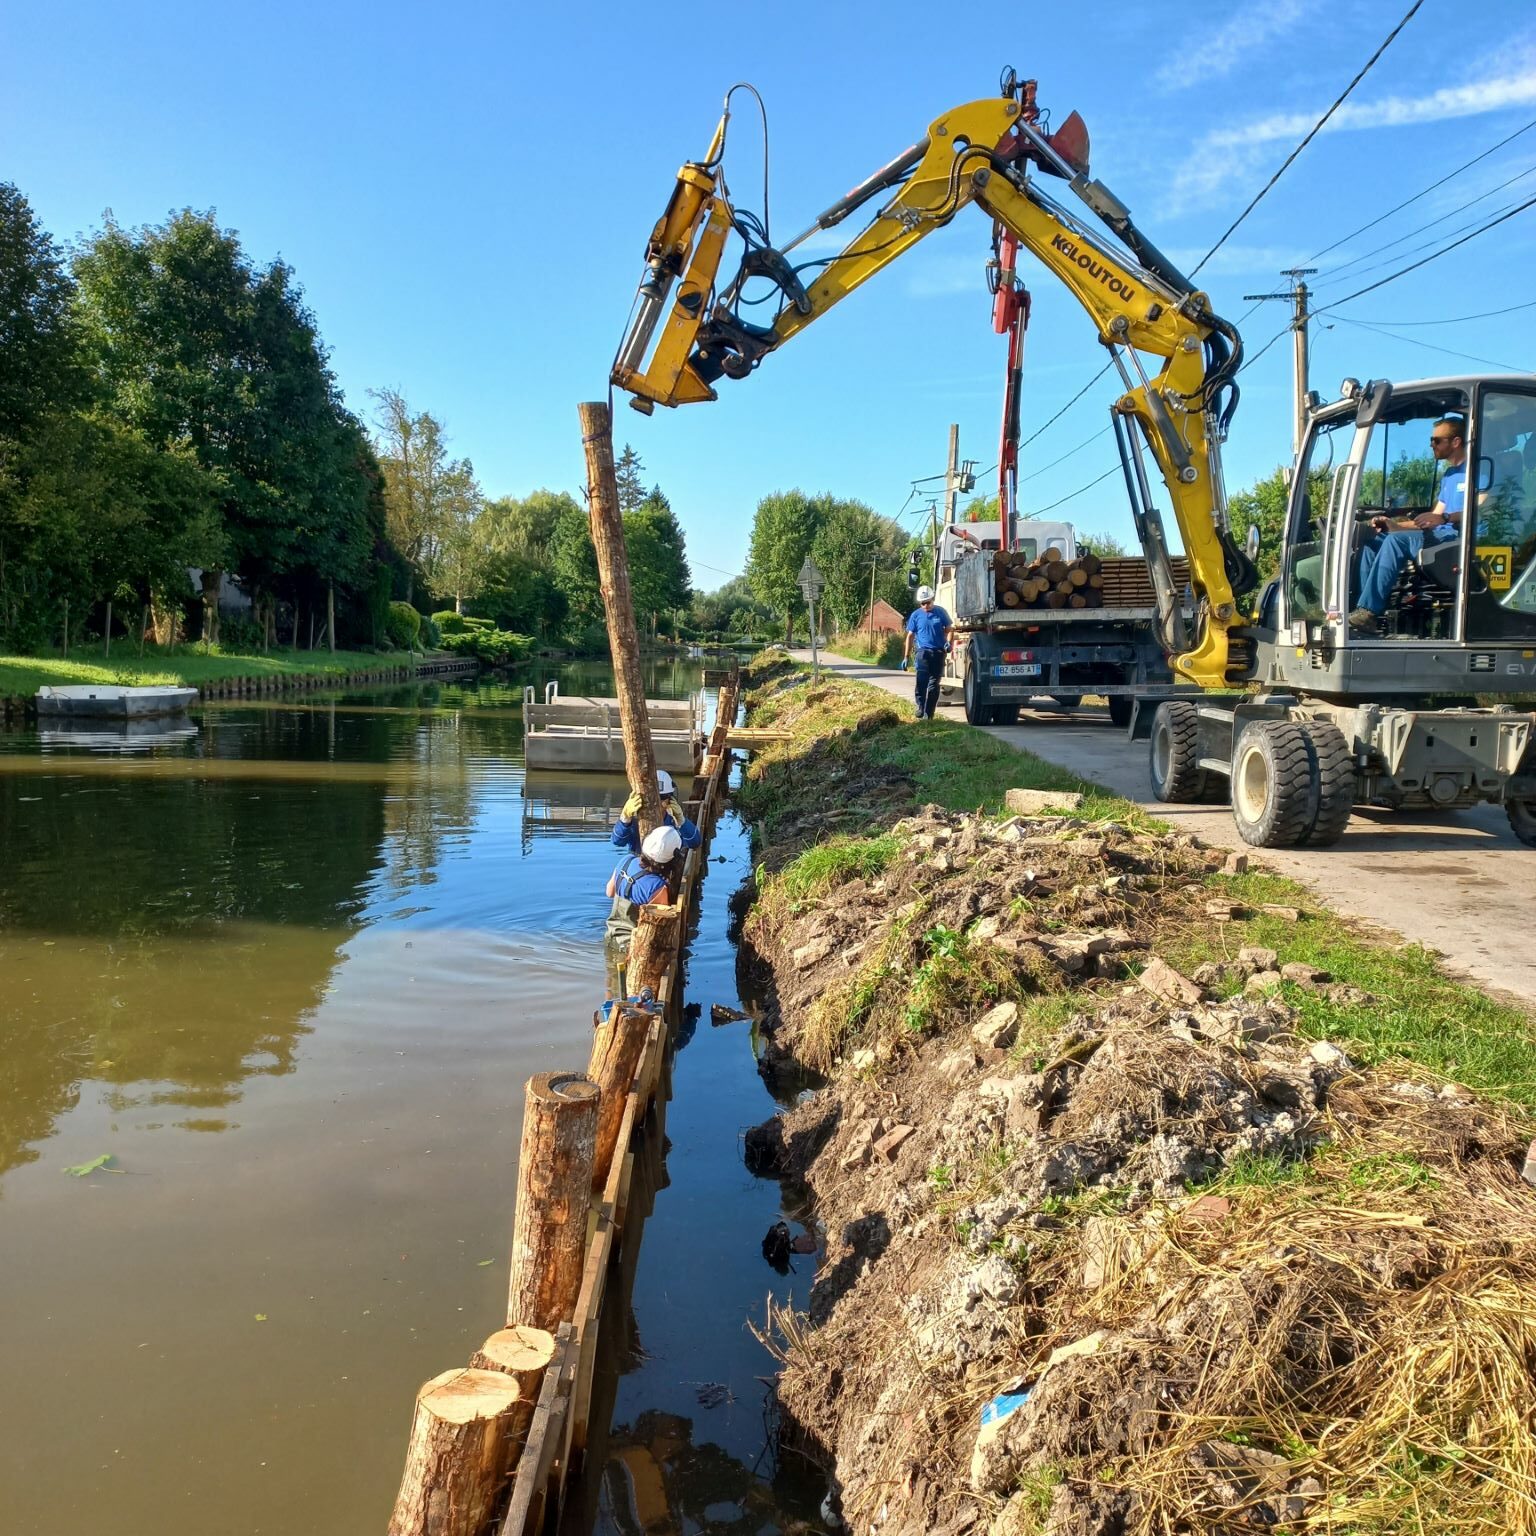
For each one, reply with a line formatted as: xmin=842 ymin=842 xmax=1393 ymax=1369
xmin=499 ymin=1323 xmax=575 ymax=1536
xmin=568 ymin=1202 xmax=616 ymax=1455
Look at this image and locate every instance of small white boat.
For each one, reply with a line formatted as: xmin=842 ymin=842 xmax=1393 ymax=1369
xmin=35 ymin=684 xmax=199 ymax=720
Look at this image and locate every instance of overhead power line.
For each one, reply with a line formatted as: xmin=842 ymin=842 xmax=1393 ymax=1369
xmin=1192 ymin=0 xmax=1424 ymax=278
xmin=1316 ymin=193 xmax=1536 ymax=310
xmin=1314 ymin=170 xmax=1536 ymax=289
xmin=1332 ymin=315 xmax=1533 ymax=375
xmin=1029 ymin=465 xmax=1120 ymax=516
xmin=1305 ymin=116 xmax=1536 ymax=265
xmin=1348 ymin=299 xmax=1536 ymax=327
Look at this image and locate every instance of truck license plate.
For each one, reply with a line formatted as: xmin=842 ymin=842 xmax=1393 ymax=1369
xmin=994 ymin=663 xmax=1041 ymax=677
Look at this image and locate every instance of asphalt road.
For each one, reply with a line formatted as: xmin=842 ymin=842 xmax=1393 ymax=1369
xmin=792 ymin=649 xmax=1535 ymax=1001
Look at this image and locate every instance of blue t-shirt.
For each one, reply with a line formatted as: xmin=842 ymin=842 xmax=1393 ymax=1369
xmin=611 ymin=857 xmax=667 ymax=905
xmin=1433 ymin=462 xmax=1466 ymax=540
xmin=905 ymin=605 xmax=952 ymax=649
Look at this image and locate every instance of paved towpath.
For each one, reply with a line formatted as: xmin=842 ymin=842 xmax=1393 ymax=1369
xmin=791 ymin=649 xmax=1535 ymax=1001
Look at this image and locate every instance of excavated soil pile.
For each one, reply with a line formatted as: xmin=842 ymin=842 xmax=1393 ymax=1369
xmin=743 ymin=804 xmax=1536 ymax=1536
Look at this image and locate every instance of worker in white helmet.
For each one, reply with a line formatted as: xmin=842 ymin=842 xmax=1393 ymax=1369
xmin=901 ymin=586 xmax=952 ymax=720
xmin=603 ymin=823 xmax=682 ymax=1008
xmin=611 ymin=767 xmax=700 ymax=854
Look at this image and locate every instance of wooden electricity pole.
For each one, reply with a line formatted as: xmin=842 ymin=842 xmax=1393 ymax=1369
xmin=578 ymin=400 xmax=662 ymax=835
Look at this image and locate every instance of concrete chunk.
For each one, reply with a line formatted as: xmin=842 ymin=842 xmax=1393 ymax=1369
xmin=1004 ymin=787 xmax=1083 ymax=815
xmin=873 ymin=1123 xmax=916 ymax=1162
xmin=1137 ymin=957 xmax=1204 ymax=1008
xmin=971 ymin=1001 xmax=1020 ymax=1050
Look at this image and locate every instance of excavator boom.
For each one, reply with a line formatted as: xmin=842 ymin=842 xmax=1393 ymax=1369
xmin=611 ymin=79 xmax=1255 ymax=689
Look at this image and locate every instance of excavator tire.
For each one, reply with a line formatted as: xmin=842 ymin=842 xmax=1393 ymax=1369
xmin=1231 ymin=720 xmax=1315 ymax=848
xmin=1149 ymin=701 xmax=1207 ymax=803
xmin=1297 ymin=720 xmax=1355 ymax=846
xmin=1506 ymin=795 xmax=1536 ymax=847
xmin=1107 ymin=695 xmax=1133 ymax=731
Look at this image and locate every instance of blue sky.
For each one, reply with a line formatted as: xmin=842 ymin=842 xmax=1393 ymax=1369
xmin=4 ymin=0 xmax=1534 ymax=589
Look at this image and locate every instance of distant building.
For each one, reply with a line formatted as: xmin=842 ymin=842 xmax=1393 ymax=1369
xmin=857 ymin=599 xmax=905 ymax=635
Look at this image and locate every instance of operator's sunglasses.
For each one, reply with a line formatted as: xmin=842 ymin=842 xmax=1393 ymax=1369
xmin=1429 ymin=433 xmax=1459 ymax=444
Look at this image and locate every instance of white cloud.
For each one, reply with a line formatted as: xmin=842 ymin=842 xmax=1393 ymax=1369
xmin=1209 ymin=65 xmax=1536 ymax=149
xmin=1155 ymin=0 xmax=1316 ymax=91
xmin=1171 ymin=51 xmax=1536 ymax=212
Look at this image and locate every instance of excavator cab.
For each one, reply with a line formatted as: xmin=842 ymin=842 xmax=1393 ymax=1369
xmin=1269 ymin=375 xmax=1536 ymax=693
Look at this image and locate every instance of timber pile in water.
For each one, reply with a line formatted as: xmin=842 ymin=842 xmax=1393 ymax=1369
xmin=740 ymin=796 xmax=1536 ymax=1535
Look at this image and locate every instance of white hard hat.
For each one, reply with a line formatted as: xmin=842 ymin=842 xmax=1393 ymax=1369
xmin=916 ymin=585 xmax=936 ymax=603
xmin=655 ymin=769 xmax=675 ymax=797
xmin=642 ymin=824 xmax=682 ymax=863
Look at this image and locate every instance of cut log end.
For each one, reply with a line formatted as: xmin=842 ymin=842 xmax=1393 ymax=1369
xmin=420 ymin=1366 xmax=523 ymax=1425
xmin=471 ymin=1325 xmax=556 ymax=1378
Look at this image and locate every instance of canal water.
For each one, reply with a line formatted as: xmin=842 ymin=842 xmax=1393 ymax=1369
xmin=0 ymin=661 xmax=820 ymax=1536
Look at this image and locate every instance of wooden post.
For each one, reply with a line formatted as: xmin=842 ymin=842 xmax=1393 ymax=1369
xmin=578 ymin=401 xmax=662 ymax=836
xmin=507 ymin=1072 xmax=599 ymax=1332
xmin=468 ymin=1324 xmax=555 ymax=1448
xmin=586 ymin=1006 xmax=651 ymax=1191
xmin=626 ymin=906 xmax=681 ymax=999
xmin=386 ymin=1367 xmax=523 ymax=1536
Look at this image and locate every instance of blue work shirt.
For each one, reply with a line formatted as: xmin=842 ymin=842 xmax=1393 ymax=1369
xmin=610 ymin=856 xmax=668 ymax=906
xmin=611 ymin=809 xmax=701 ymax=854
xmin=1432 ymin=462 xmax=1466 ymax=539
xmin=905 ymin=605 xmax=953 ymax=650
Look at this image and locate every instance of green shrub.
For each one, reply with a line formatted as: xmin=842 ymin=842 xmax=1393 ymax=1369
xmin=418 ymin=612 xmax=440 ymax=649
xmin=385 ymin=601 xmax=421 ymax=649
xmin=432 ymin=609 xmax=468 ymax=635
xmin=440 ymin=627 xmax=532 ymax=667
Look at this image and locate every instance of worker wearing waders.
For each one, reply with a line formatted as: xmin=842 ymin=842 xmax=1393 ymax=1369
xmin=901 ymin=586 xmax=952 ymax=720
xmin=611 ymin=768 xmax=701 ymax=855
xmin=602 ymin=823 xmax=682 ymax=1013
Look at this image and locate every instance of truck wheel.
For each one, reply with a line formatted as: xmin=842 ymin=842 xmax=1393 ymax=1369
xmin=1231 ymin=720 xmax=1315 ymax=848
xmin=1049 ymin=693 xmax=1083 ymax=709
xmin=1149 ymin=701 xmax=1207 ymax=802
xmin=1297 ymin=720 xmax=1354 ymax=845
xmin=1507 ymin=795 xmax=1536 ymax=847
xmin=963 ymin=661 xmax=995 ymax=726
xmin=1107 ymin=695 xmax=1133 ymax=730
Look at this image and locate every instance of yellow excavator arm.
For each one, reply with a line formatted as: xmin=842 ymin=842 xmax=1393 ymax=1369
xmin=611 ymin=79 xmax=1256 ymax=689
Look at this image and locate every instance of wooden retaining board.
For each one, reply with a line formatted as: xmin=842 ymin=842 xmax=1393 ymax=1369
xmin=497 ymin=675 xmax=738 ymax=1535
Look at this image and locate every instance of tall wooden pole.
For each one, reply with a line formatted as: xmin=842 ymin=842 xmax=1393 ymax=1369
xmin=578 ymin=401 xmax=662 ymax=836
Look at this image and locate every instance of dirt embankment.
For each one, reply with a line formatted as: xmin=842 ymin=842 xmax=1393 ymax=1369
xmin=735 ymin=662 xmax=1536 ymax=1536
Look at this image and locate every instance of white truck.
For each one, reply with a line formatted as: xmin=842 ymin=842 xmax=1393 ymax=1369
xmin=934 ymin=519 xmax=1187 ymax=728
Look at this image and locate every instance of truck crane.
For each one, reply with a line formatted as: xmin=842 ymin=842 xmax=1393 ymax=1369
xmin=611 ymin=73 xmax=1536 ymax=849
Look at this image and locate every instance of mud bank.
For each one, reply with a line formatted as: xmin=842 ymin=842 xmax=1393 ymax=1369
xmin=734 ymin=659 xmax=1536 ymax=1536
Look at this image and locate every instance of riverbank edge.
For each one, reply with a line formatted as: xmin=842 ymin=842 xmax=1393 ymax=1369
xmin=731 ymin=656 xmax=1536 ymax=1534
xmin=0 ymin=652 xmax=480 ymax=719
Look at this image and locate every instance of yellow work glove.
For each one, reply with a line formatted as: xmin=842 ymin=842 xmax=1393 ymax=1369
xmin=622 ymin=789 xmax=644 ymax=820
xmin=663 ymin=797 xmax=685 ymax=828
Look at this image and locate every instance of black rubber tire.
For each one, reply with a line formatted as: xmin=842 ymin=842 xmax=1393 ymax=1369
xmin=963 ymin=660 xmax=995 ymax=726
xmin=1049 ymin=693 xmax=1083 ymax=709
xmin=1230 ymin=720 xmax=1316 ymax=848
xmin=1107 ymin=694 xmax=1134 ymax=730
xmin=1297 ymin=720 xmax=1355 ymax=846
xmin=993 ymin=703 xmax=1021 ymax=725
xmin=1149 ymin=700 xmax=1208 ymax=803
xmin=1507 ymin=795 xmax=1536 ymax=847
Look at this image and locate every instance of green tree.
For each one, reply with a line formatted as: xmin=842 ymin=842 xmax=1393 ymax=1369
xmin=545 ymin=493 xmax=603 ymax=630
xmin=1227 ymin=467 xmax=1292 ymax=582
xmin=747 ymin=490 xmax=822 ymax=643
xmin=614 ymin=444 xmax=647 ymax=515
xmin=625 ymin=486 xmax=691 ymax=634
xmin=809 ymin=497 xmax=909 ymax=630
xmin=1078 ymin=530 xmax=1129 ymax=558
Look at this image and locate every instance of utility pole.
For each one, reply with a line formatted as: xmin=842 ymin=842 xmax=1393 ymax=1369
xmin=944 ymin=423 xmax=960 ymax=528
xmin=1243 ymin=267 xmax=1316 ymax=460
xmin=866 ymin=555 xmax=878 ymax=643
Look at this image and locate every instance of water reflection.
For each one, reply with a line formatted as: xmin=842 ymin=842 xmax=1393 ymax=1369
xmin=0 ymin=661 xmax=702 ymax=1536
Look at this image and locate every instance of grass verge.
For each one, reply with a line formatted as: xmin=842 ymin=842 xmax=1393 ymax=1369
xmin=1 ymin=646 xmax=422 ymax=697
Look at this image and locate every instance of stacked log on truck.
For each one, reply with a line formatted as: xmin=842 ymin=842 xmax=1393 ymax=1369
xmin=992 ymin=546 xmax=1104 ymax=610
xmin=990 ymin=548 xmax=1194 ymax=613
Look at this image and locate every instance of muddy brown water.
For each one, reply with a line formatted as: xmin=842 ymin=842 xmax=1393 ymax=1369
xmin=0 ymin=660 xmax=820 ymax=1536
